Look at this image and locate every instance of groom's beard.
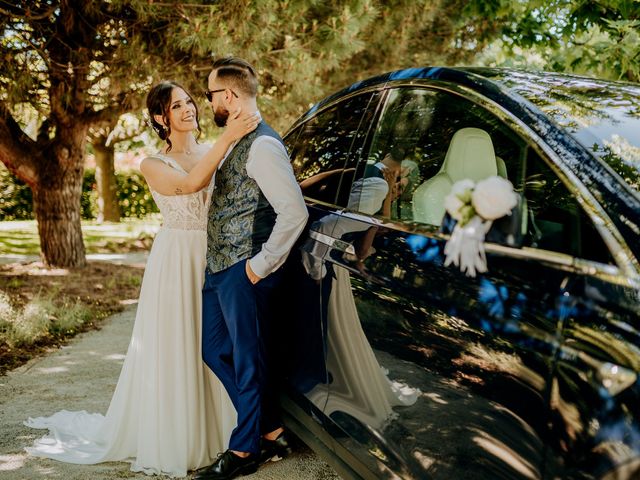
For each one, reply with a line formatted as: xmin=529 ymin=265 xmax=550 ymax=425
xmin=213 ymin=106 xmax=230 ymax=128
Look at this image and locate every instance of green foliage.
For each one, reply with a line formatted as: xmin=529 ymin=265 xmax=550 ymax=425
xmin=1 ymin=0 xmax=523 ymax=159
xmin=480 ymin=0 xmax=640 ymax=82
xmin=115 ymin=169 xmax=159 ymax=219
xmin=0 ymin=165 xmax=158 ymax=221
xmin=0 ymin=166 xmax=33 ymax=221
xmin=105 ymin=0 xmax=511 ymax=133
xmin=82 ymin=169 xmax=99 ymax=220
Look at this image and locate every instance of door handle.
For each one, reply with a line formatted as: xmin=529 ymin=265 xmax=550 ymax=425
xmin=309 ymin=230 xmax=356 ymax=256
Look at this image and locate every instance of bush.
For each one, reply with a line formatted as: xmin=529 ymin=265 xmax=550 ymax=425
xmin=116 ymin=170 xmax=159 ymax=219
xmin=0 ymin=165 xmax=34 ymax=220
xmin=0 ymin=290 xmax=95 ymax=347
xmin=82 ymin=169 xmax=98 ymax=219
xmin=0 ymin=165 xmax=158 ymax=220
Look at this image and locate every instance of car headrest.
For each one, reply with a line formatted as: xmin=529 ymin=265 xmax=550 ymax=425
xmin=441 ymin=127 xmax=498 ymax=182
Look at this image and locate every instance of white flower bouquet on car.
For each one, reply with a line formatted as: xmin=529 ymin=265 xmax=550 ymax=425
xmin=443 ymin=176 xmax=518 ymax=277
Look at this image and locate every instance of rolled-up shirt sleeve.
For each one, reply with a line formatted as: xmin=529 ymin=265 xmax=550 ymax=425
xmin=246 ymin=136 xmax=309 ymax=278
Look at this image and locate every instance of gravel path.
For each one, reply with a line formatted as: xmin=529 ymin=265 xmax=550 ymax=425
xmin=0 ymin=304 xmax=340 ymax=480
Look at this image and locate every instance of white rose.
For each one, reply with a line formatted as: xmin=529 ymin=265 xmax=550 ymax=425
xmin=444 ymin=193 xmax=465 ymax=221
xmin=450 ymin=179 xmax=475 ymax=203
xmin=471 ymin=176 xmax=518 ymax=220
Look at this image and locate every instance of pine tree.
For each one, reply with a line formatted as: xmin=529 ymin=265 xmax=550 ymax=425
xmin=0 ymin=1 xmax=380 ymax=267
xmin=0 ymin=0 xmax=504 ymax=267
xmin=0 ymin=2 xmax=171 ymax=266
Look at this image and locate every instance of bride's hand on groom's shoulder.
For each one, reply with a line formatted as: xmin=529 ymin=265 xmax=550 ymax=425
xmin=224 ymin=108 xmax=260 ymax=142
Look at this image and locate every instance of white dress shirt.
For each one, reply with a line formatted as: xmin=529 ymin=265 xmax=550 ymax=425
xmin=236 ymin=135 xmax=308 ymax=278
xmin=348 ymin=162 xmax=389 ymax=215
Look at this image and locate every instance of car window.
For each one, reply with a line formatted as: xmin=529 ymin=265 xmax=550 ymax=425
xmin=524 ymin=149 xmax=614 ymax=264
xmin=286 ymin=92 xmax=381 ymax=207
xmin=350 ymin=86 xmax=614 ymax=265
xmin=353 ymin=87 xmax=526 ymax=222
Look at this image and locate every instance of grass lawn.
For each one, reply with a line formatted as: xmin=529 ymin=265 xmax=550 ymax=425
xmin=0 ymin=217 xmax=161 ymax=255
xmin=0 ymin=217 xmax=161 ymax=374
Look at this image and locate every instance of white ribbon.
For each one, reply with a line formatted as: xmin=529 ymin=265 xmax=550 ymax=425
xmin=444 ymin=215 xmax=492 ymax=277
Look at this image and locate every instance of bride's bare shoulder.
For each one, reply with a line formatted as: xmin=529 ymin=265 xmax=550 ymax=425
xmin=139 ymin=155 xmax=165 ymax=171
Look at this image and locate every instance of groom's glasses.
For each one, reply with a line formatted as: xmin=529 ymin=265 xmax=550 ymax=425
xmin=205 ymin=88 xmax=239 ymax=102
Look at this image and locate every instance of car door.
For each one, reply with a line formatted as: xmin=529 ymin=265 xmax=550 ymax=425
xmin=544 ymin=272 xmax=640 ymax=480
xmin=280 ymin=89 xmax=385 ymax=442
xmin=315 ymin=85 xmax=591 ymax=480
xmin=532 ymin=175 xmax=640 ymax=478
xmin=493 ymin=143 xmax=640 ymax=480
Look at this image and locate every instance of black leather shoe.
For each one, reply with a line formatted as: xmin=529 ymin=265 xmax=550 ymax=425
xmin=260 ymin=431 xmax=293 ymax=463
xmin=193 ymin=450 xmax=257 ymax=480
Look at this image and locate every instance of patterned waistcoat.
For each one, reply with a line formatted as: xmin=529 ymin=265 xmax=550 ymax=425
xmin=206 ymin=122 xmax=282 ymax=273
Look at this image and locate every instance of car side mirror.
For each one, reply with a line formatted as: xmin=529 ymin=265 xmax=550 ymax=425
xmin=441 ymin=193 xmax=525 ymax=249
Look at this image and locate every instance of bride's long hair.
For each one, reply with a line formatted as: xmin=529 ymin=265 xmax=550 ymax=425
xmin=146 ymin=80 xmax=202 ymax=152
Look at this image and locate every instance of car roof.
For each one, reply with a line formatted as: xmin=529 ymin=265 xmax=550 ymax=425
xmin=299 ymin=66 xmax=640 ymax=119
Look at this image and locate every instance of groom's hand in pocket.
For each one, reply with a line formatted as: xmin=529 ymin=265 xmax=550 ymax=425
xmin=245 ymin=260 xmax=262 ymax=285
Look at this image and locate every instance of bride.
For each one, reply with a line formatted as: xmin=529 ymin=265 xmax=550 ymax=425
xmin=24 ymin=80 xmax=260 ymax=477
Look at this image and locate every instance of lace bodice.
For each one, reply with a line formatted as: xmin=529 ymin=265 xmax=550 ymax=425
xmin=149 ymin=154 xmax=213 ymax=231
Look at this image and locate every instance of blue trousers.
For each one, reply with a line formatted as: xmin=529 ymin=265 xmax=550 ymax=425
xmin=202 ymin=259 xmax=281 ymax=454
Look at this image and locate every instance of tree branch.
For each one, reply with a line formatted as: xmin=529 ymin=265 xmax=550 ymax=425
xmin=86 ymin=103 xmax=128 ymax=126
xmin=0 ymin=3 xmax=57 ymax=21
xmin=0 ymin=101 xmax=40 ymax=187
xmin=85 ymin=89 xmax=144 ymax=125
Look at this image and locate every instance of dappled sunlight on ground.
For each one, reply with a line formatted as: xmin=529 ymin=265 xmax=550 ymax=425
xmin=85 ymin=253 xmax=147 ymax=264
xmin=0 ymin=453 xmax=27 ymax=471
xmin=0 ymin=451 xmax=146 ymax=479
xmin=36 ymin=367 xmax=69 ymax=374
xmin=119 ymin=299 xmax=139 ymax=306
xmin=422 ymin=391 xmax=448 ymax=405
xmin=0 ymin=219 xmax=160 ymax=256
xmin=24 ymin=266 xmax=70 ymax=276
xmin=102 ymin=353 xmax=125 ymax=361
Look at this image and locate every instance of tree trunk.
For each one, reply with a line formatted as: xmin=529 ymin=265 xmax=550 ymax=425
xmin=32 ymin=132 xmax=87 ymax=268
xmin=33 ymin=185 xmax=86 ymax=268
xmin=94 ymin=142 xmax=121 ymax=223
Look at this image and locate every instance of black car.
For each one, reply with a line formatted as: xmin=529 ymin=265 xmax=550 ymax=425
xmin=275 ymin=67 xmax=640 ymax=480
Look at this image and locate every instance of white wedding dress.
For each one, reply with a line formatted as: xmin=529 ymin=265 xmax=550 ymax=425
xmin=24 ymin=154 xmax=236 ymax=478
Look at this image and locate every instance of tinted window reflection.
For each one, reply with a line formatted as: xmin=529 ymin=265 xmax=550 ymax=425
xmin=352 ymin=86 xmax=614 ymax=264
xmin=524 ymin=149 xmax=615 ymax=264
xmin=492 ymin=70 xmax=640 ymax=195
xmin=359 ymin=87 xmax=526 ymax=225
xmin=288 ymin=92 xmax=381 ymax=207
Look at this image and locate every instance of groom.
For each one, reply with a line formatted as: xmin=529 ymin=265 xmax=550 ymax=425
xmin=196 ymin=57 xmax=308 ymax=480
